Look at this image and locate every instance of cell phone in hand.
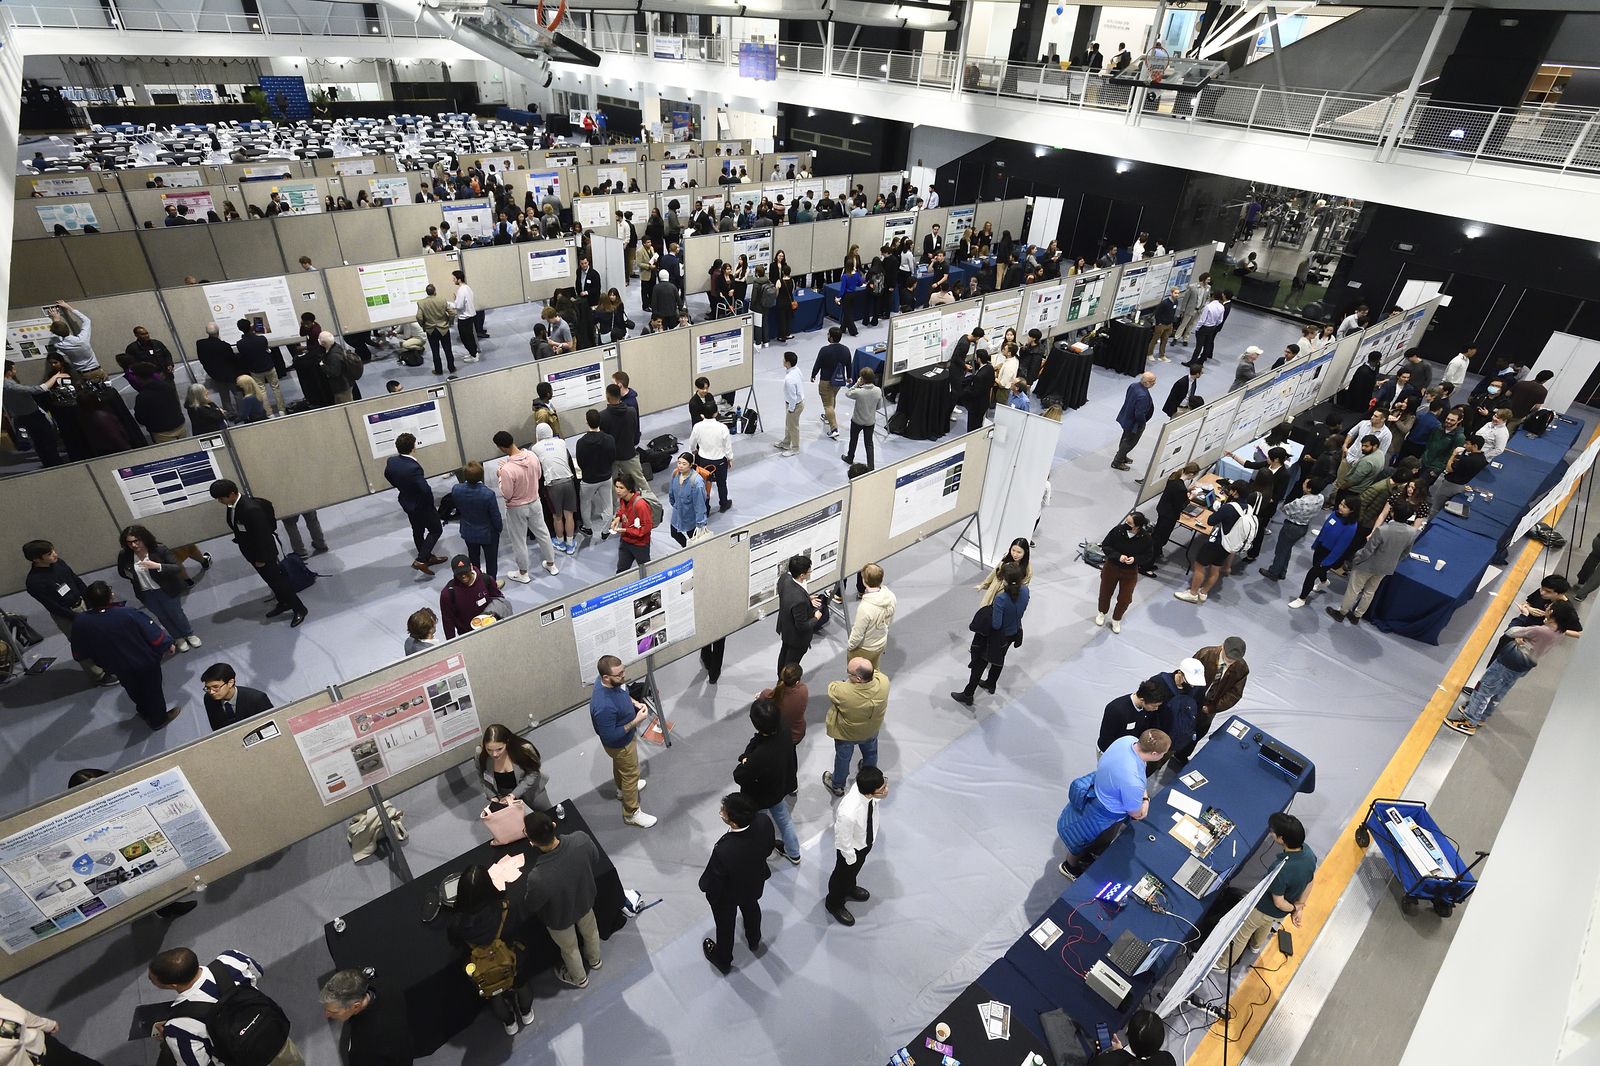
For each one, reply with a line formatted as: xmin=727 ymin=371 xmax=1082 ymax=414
xmin=1095 ymin=1022 xmax=1111 ymax=1050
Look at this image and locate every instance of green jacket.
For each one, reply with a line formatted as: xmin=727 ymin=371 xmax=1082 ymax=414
xmin=1339 ymin=450 xmax=1384 ymax=495
xmin=1422 ymin=426 xmax=1465 ymax=472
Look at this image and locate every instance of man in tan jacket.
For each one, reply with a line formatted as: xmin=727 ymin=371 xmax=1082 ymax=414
xmin=416 ymin=283 xmax=457 ymax=375
xmin=823 ymin=658 xmax=890 ymax=796
xmin=846 ymin=563 xmax=897 ymax=670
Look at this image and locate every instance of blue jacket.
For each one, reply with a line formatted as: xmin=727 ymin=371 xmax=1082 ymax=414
xmin=840 ymin=270 xmax=865 ymax=295
xmin=451 ymin=482 xmax=502 ymax=544
xmin=70 ymin=605 xmax=172 ymax=674
xmin=667 ymin=469 xmax=708 ymax=532
xmin=1407 ymin=409 xmax=1440 ymax=445
xmin=990 ymin=585 xmax=1030 ymax=637
xmin=384 ymin=455 xmax=435 ymax=515
xmin=1312 ymin=513 xmax=1359 ymax=567
xmin=589 ymin=679 xmax=636 ymax=748
xmin=1152 ymin=671 xmax=1199 ymax=751
xmin=1115 ymin=381 xmax=1154 ymax=434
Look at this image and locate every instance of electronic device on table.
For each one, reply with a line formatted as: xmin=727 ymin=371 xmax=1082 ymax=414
xmin=1258 ymin=738 xmax=1308 ymax=781
xmin=1134 ymin=940 xmax=1181 ymax=977
xmin=1132 ymin=872 xmax=1165 ymax=905
xmin=1107 ymin=930 xmax=1151 ymax=975
xmin=1201 ymin=806 xmax=1235 ymax=845
xmin=1095 ymin=879 xmax=1134 ymax=914
xmin=1174 ymin=855 xmax=1221 ymax=899
xmin=1095 ymin=1022 xmax=1112 ymax=1052
xmin=1183 ymin=502 xmax=1204 ymax=518
xmin=1086 ymin=959 xmax=1132 ymax=1008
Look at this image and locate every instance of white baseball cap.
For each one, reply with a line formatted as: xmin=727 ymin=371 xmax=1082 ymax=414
xmin=1178 ymin=658 xmax=1207 ymax=686
xmin=1244 ymin=345 xmax=1264 ymax=356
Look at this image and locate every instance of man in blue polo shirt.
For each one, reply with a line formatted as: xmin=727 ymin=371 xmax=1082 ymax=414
xmin=1217 ymin=812 xmax=1316 ymax=970
xmin=1058 ymin=728 xmax=1171 ymax=878
xmin=588 ymin=654 xmax=656 ymax=828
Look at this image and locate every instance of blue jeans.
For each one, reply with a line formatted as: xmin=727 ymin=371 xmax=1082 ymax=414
xmin=1264 ymin=520 xmax=1310 ymax=580
xmin=832 ymin=736 xmax=879 ymax=788
xmin=139 ymin=588 xmax=193 ymax=640
xmin=765 ymin=801 xmax=800 ymax=860
xmin=1463 ymin=657 xmax=1530 ymax=724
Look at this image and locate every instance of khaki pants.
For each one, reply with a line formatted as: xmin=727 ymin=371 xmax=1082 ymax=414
xmin=1148 ymin=323 xmax=1174 ymax=359
xmin=78 ymin=366 xmax=109 ymax=383
xmin=818 ymin=381 xmax=839 ymax=431
xmin=150 ymin=427 xmax=186 ymax=443
xmin=847 ymin=645 xmax=883 ymax=671
xmin=612 ymin=456 xmax=646 ymax=494
xmin=780 ymin=401 xmax=804 ymax=450
xmin=50 ymin=611 xmax=106 ymax=680
xmin=1220 ymin=907 xmax=1279 ymax=969
xmin=548 ymin=909 xmax=602 ymax=979
xmin=251 ymin=369 xmax=285 ymax=416
xmin=1341 ymin=569 xmax=1387 ymax=618
xmin=604 ymin=738 xmax=641 ymax=816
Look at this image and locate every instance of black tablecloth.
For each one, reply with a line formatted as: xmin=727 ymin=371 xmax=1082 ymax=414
xmin=897 ymin=972 xmax=1054 ymax=1066
xmin=1035 ymin=342 xmax=1094 ymax=410
xmin=1097 ymin=320 xmax=1153 ymax=376
xmin=888 ymin=366 xmax=954 ymax=440
xmin=324 ymin=801 xmax=627 ymax=1056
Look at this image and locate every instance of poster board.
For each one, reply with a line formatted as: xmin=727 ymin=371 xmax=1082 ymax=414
xmin=843 ymin=429 xmax=991 ymax=572
xmin=980 ymin=292 xmax=1023 ymax=340
xmin=1022 ymin=280 xmax=1068 ymax=337
xmin=568 ymin=558 xmax=697 ymax=683
xmin=808 ymin=219 xmax=851 ymax=280
xmin=110 ymin=446 xmax=225 ymax=520
xmin=961 ymin=405 xmax=1059 ymax=568
xmin=615 ymin=329 xmax=692 ymax=422
xmin=1064 ymin=267 xmax=1116 ymax=328
xmin=87 ymin=435 xmax=240 ymax=555
xmin=890 ymin=442 xmax=968 ymax=539
xmin=1112 ymin=262 xmax=1151 ymax=318
xmin=888 ymin=309 xmax=943 ymax=380
xmin=746 ymin=501 xmax=846 ymax=609
xmin=523 ymin=240 xmax=574 ymax=301
xmin=343 ymin=386 xmax=463 ymax=491
xmin=225 ymin=405 xmax=371 ymax=518
xmin=1135 ymin=409 xmax=1207 ymax=507
xmin=201 ymin=276 xmax=300 ymax=344
xmin=689 ymin=317 xmax=754 ymax=397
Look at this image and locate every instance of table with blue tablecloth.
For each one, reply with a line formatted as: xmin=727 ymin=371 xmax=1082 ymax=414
xmin=1217 ymin=437 xmax=1306 ymax=485
xmin=791 ymin=288 xmax=825 ymax=333
xmin=912 ymin=261 xmax=979 ymax=307
xmin=1368 ymin=520 xmax=1502 ymax=643
xmin=854 ymin=343 xmax=886 ymax=378
xmin=1503 ymin=416 xmax=1581 ymax=466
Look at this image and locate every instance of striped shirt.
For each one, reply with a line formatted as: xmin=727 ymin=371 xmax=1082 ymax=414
xmin=164 ymin=950 xmax=264 ymax=1066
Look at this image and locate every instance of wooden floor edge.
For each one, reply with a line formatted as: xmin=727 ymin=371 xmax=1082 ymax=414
xmin=1186 ymin=429 xmax=1599 ymax=1066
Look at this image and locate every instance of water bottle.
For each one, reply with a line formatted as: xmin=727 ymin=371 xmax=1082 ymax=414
xmin=332 ymin=916 xmax=346 ymax=933
xmin=555 ymin=803 xmax=567 ymax=821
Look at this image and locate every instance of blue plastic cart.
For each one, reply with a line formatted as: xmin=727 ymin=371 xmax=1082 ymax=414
xmin=1353 ymin=798 xmax=1487 ymax=918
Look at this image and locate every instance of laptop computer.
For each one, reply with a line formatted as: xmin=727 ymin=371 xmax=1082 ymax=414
xmin=1175 ymin=855 xmax=1221 ymax=899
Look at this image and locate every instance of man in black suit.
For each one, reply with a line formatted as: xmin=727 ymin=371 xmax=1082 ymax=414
xmin=699 ymin=792 xmax=775 ymax=974
xmin=776 ymin=554 xmax=822 ymax=674
xmin=1163 ymin=365 xmax=1203 ymax=417
xmin=200 ymin=662 xmax=273 ymax=732
xmin=194 ymin=323 xmax=240 ymax=416
xmin=921 ymin=224 xmax=942 ymax=259
xmin=574 ymin=254 xmax=603 ymax=349
xmin=384 ymin=432 xmax=447 ymax=576
xmin=208 ymin=478 xmax=307 ymax=626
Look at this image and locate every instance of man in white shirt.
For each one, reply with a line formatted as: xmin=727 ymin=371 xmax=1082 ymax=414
xmin=688 ymin=411 xmax=734 ymax=512
xmin=825 ymin=765 xmax=887 ymax=927
xmin=46 ymin=300 xmax=104 ymax=381
xmin=925 ymin=188 xmax=940 ymax=209
xmin=777 ymin=350 xmax=806 ymax=454
xmin=1341 ymin=409 xmax=1392 ymax=468
xmin=1441 ymin=345 xmax=1473 ymax=395
xmin=1338 ymin=305 xmax=1369 ymax=337
xmin=1479 ymin=407 xmax=1510 ymax=458
xmin=450 ymin=270 xmax=480 ymax=362
xmin=150 ymin=946 xmax=304 ymax=1065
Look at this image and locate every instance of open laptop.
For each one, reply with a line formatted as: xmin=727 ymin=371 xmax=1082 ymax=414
xmin=1174 ymin=855 xmax=1221 ymax=899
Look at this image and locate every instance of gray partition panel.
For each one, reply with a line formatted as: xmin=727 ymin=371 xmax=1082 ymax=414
xmin=343 ymin=385 xmax=465 ymax=492
xmin=682 ymin=233 xmax=729 ymax=296
xmin=809 ymin=219 xmax=851 ymax=276
xmin=458 ymin=244 xmax=525 ymax=310
xmin=842 ymin=428 xmax=993 ymax=573
xmin=520 ymin=237 xmax=577 ymax=303
xmin=916 ymin=207 xmax=949 ymax=245
xmin=160 ymin=274 xmax=329 ymax=368
xmin=14 ymin=194 xmax=126 ymax=240
xmin=0 ymin=460 xmax=120 ymax=597
xmin=332 ymin=209 xmax=399 ymax=266
xmin=848 ymin=215 xmax=887 ymax=259
xmin=687 ymin=317 xmax=755 ymax=397
xmin=776 ymin=222 xmax=814 ymax=278
xmin=138 ymin=225 xmax=225 ymax=290
xmin=388 ymin=201 xmax=445 ymax=253
xmin=974 ymin=200 xmax=1003 ymax=235
xmin=63 ymin=232 xmax=153 ymax=296
xmin=273 ymin=215 xmax=343 ymax=276
xmin=325 ymin=254 xmax=457 ymax=332
xmin=448 ymin=346 xmax=620 ymax=461
xmin=123 ymin=185 xmax=231 ymax=229
xmin=9 ymin=239 xmax=78 ymax=307
xmin=999 ymin=199 xmax=1028 ymax=240
xmin=67 ymin=291 xmax=170 ymax=365
xmin=616 ymin=329 xmax=691 ymax=421
xmin=213 ymin=217 xmax=290 ymax=279
xmin=86 ymin=434 xmax=242 ymax=553
xmin=226 ymin=406 xmax=370 ymax=517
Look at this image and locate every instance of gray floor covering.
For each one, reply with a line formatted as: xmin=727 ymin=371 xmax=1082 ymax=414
xmin=0 ymin=285 xmax=1586 ymax=1065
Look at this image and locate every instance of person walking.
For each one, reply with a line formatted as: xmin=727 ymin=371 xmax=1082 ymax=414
xmin=575 ymin=410 xmax=617 ymax=541
xmin=449 ymin=270 xmax=480 ymax=362
xmin=811 ymin=327 xmax=850 ymax=441
xmin=609 ymin=474 xmax=653 ymax=572
xmin=150 ymin=946 xmax=305 ymax=1063
xmin=841 ymin=368 xmax=884 ymax=470
xmin=1287 ymin=496 xmax=1359 ymax=609
xmin=1095 ymin=512 xmax=1154 ymax=633
xmin=494 ymin=432 xmax=560 ymax=584
xmin=776 ymin=554 xmax=823 ymax=673
xmin=699 ymin=792 xmax=775 ymax=974
xmin=733 ymin=698 xmax=801 ymax=865
xmin=1326 ymin=503 xmax=1422 ymax=623
xmin=1057 ymin=729 xmax=1170 ymax=877
xmin=777 ymin=350 xmax=805 ymax=454
xmin=823 ymin=657 xmax=890 ymax=796
xmin=688 ymin=406 xmax=734 ymax=513
xmin=951 ymin=562 xmax=1029 ymax=706
xmin=588 ymin=654 xmax=656 ymax=827
xmin=439 ymin=555 xmax=505 ymax=638
xmin=824 ymin=766 xmax=887 ymax=927
xmin=451 ymin=460 xmax=504 ymax=585
xmin=384 ymin=432 xmax=447 ymax=576
xmin=115 ymin=525 xmax=200 ymax=652
xmin=519 ymin=809 xmax=606 ymax=988
xmin=1175 ymin=272 xmax=1211 ymax=347
xmin=1111 ymin=373 xmax=1156 ymax=470
xmin=416 ymin=283 xmax=456 ymax=375
xmin=1445 ymin=603 xmax=1580 ymax=736
xmin=69 ymin=582 xmax=180 ymax=729
xmin=208 ymin=479 xmax=306 ymax=627
xmin=667 ymin=453 xmax=710 ymax=546
xmin=1259 ymin=475 xmax=1329 ymax=582
xmin=1187 ymin=290 xmax=1229 ymax=366
xmin=0 ymin=991 xmax=105 ymax=1066
xmin=1185 ymin=637 xmax=1249 ymax=762
xmin=22 ymin=540 xmax=115 ymax=687
xmin=846 ymin=563 xmax=896 ymax=670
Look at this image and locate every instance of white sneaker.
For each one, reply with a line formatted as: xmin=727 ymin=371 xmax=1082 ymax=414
xmin=624 ymin=809 xmax=657 ymax=828
xmin=503 ymin=1019 xmax=520 ymax=1035
xmin=1173 ymin=590 xmax=1200 ymax=603
xmin=185 ymin=635 xmax=202 ymax=648
xmin=1093 ymin=612 xmax=1105 ymax=627
xmin=519 ymin=1002 xmax=536 ymax=1025
xmin=508 ymin=571 xmax=532 ymax=584
xmin=542 ymin=561 xmax=560 ymax=576
xmin=1110 ymin=619 xmax=1121 ymax=634
xmin=1288 ymin=598 xmax=1307 ymax=609
xmin=637 ymin=778 xmax=647 ymax=792
xmin=174 ymin=638 xmax=190 ymax=652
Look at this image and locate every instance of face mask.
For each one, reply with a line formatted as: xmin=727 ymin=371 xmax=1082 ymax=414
xmin=1486 ymin=386 xmax=1500 ymax=395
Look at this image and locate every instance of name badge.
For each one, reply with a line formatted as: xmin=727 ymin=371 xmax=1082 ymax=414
xmin=476 ymin=597 xmax=487 ymax=607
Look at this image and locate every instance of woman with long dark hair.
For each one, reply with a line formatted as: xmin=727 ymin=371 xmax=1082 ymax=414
xmin=116 ymin=525 xmax=200 ymax=650
xmin=447 ymin=865 xmax=535 ymax=1035
xmin=951 ymin=561 xmax=1029 ymax=706
xmin=977 ymin=538 xmax=1032 ymax=606
xmin=1095 ymin=511 xmax=1154 ymax=633
xmin=476 ymin=723 xmax=550 ymax=809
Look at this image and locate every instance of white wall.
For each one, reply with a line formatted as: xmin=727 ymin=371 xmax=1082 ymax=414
xmin=968 ymin=0 xmax=1021 ymax=60
xmin=722 ymin=107 xmax=777 ymax=142
xmin=1092 ymin=7 xmax=1155 ymax=57
xmin=906 ymin=124 xmax=994 ymax=172
xmin=1039 ymin=7 xmax=1081 ymax=62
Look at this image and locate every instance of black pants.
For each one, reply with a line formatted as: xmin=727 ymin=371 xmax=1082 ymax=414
xmin=700 ymin=638 xmax=726 ymax=683
xmin=778 ymin=639 xmax=811 ymax=676
xmin=475 ymin=309 xmax=488 ymax=337
xmin=826 ymin=844 xmax=872 ymax=909
xmin=1113 ymin=427 xmax=1143 ymax=466
xmin=120 ymin=663 xmax=170 ymax=728
xmin=17 ymin=410 xmax=64 ymax=466
xmin=456 ymin=319 xmax=479 ymax=358
xmin=347 ymin=330 xmax=373 ymax=362
xmin=773 ymin=299 xmax=793 ymax=340
xmin=964 ymin=394 xmax=987 ymax=433
xmin=427 ymin=329 xmax=455 ymax=373
xmin=256 ymin=556 xmax=307 ymax=614
xmin=1193 ymin=324 xmax=1220 ymax=364
xmin=840 ymin=290 xmax=858 ymax=334
xmin=699 ymin=454 xmax=730 ymax=508
xmin=408 ymin=506 xmax=443 ymax=562
xmin=1298 ymin=545 xmax=1335 ymax=600
xmin=709 ymin=895 xmax=763 ymax=967
xmin=845 ymin=423 xmax=875 ymax=469
xmin=959 ymin=650 xmax=1002 ymax=698
xmin=487 ymin=983 xmax=533 ymax=1027
xmin=1247 ymin=503 xmax=1277 ymax=559
xmin=42 ymin=1032 xmax=105 ymax=1066
xmin=617 ymin=540 xmax=650 ymax=573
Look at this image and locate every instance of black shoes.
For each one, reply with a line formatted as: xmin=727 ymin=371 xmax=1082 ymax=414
xmin=265 ymin=604 xmax=291 ymax=618
xmin=827 ymin=903 xmax=856 ymax=926
xmin=291 ymin=611 xmax=307 ymax=628
xmin=950 ymin=690 xmax=975 ymax=707
xmin=702 ymin=938 xmax=730 ymax=974
xmin=849 ymin=886 xmax=870 ymax=902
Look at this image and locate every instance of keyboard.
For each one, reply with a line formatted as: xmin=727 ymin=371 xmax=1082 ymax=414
xmin=1107 ymin=930 xmax=1151 ymax=975
xmin=1176 ymin=856 xmax=1219 ymax=898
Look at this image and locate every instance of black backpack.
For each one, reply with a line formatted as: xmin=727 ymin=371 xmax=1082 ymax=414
xmin=169 ymin=962 xmax=291 ymax=1066
xmin=1522 ymin=408 xmax=1554 ymax=437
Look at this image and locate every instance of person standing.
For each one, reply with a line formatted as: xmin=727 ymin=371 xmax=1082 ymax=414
xmin=0 ymin=992 xmax=104 ymax=1066
xmin=1259 ymin=475 xmax=1329 ymax=582
xmin=449 ymin=270 xmax=480 ymax=362
xmin=194 ymin=324 xmax=240 ymax=416
xmin=1057 ymin=729 xmax=1170 ymax=878
xmin=494 ymin=432 xmax=560 ymax=584
xmin=532 ymin=424 xmax=579 ymax=554
xmin=776 ymin=555 xmax=823 ymax=673
xmin=1187 ymin=290 xmax=1229 ymax=366
xmin=384 ymin=432 xmax=447 ymax=576
xmin=609 ymin=474 xmax=653 ymax=572
xmin=823 ymin=657 xmax=890 ymax=795
xmin=1111 ymin=373 xmax=1156 ymax=471
xmin=1231 ymin=346 xmax=1262 ymax=392
xmin=317 ymin=970 xmax=413 ymax=1066
xmin=149 ymin=947 xmax=304 ymax=1065
xmin=208 ymin=479 xmax=306 ymax=626
xmin=234 ymin=319 xmax=284 ymax=416
xmin=699 ymin=792 xmax=775 ymax=974
xmin=825 ymin=766 xmax=887 ymax=927
xmin=575 ymin=410 xmax=617 ymax=540
xmin=1287 ymin=496 xmax=1358 ymax=609
xmin=1187 ymin=636 xmax=1248 ymax=757
xmin=761 ymin=662 xmax=810 ymax=747
xmin=1445 ymin=603 xmax=1579 ymax=736
xmin=846 ymin=564 xmax=896 ymax=670
xmin=777 ymin=350 xmax=805 ymax=454
xmin=1217 ymin=813 xmax=1316 ymax=970
xmin=950 ymin=562 xmax=1029 ymax=706
xmin=22 ymin=540 xmax=115 ymax=686
xmin=599 ymin=384 xmax=645 ymax=490
xmin=1148 ymin=287 xmax=1179 ymax=362
xmin=734 ymin=698 xmax=801 ymax=865
xmin=1097 ymin=680 xmax=1165 ymax=754
xmin=46 ymin=300 xmax=104 ymax=382
xmin=451 ymin=460 xmax=504 ymax=585
xmin=416 ymin=284 xmax=456 ymax=375
xmin=1440 ymin=344 xmax=1473 ymax=396
xmin=438 ymin=556 xmax=504 ymax=638
xmin=1326 ymin=503 xmax=1422 ymax=623
xmin=519 ymin=809 xmax=606 ymax=988
xmin=1428 ymin=434 xmax=1488 ymax=514
xmin=667 ymin=453 xmax=710 ymax=546
xmin=1148 ymin=464 xmax=1199 ymax=568
xmin=3 ymin=360 xmax=68 ymax=467
xmin=1175 ymin=272 xmax=1211 ymax=348
xmin=811 ymin=327 xmax=850 ymax=441
xmin=588 ymin=654 xmax=657 ymax=827
xmin=69 ymin=582 xmax=180 ymax=729
xmin=115 ymin=525 xmax=200 ymax=651
xmin=316 ymin=332 xmax=356 ymax=405
xmin=1095 ymin=512 xmax=1154 ymax=633
xmin=1162 ymin=364 xmax=1203 ymax=418
xmin=841 ymin=368 xmax=884 ymax=470
xmin=688 ymin=407 xmax=734 ymax=513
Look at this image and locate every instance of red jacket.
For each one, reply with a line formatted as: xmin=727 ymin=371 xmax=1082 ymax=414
xmin=439 ymin=572 xmax=504 ymax=638
xmin=617 ymin=493 xmax=652 ymax=546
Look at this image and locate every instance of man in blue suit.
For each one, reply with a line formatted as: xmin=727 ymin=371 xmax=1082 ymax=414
xmin=384 ymin=431 xmax=447 ymax=576
xmin=1112 ymin=372 xmax=1156 ymax=471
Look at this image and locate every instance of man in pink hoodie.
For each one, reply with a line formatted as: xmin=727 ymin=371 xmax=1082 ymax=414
xmin=494 ymin=430 xmax=560 ymax=584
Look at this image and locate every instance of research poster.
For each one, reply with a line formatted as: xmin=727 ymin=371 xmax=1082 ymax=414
xmin=941 ymin=303 xmax=982 ymax=360
xmin=527 ymin=246 xmax=571 ymax=284
xmin=1152 ymin=416 xmax=1202 ymax=477
xmin=203 ymin=276 xmax=299 ymax=344
xmin=1023 ymin=282 xmax=1067 ymax=336
xmin=980 ymin=293 xmax=1022 ymax=340
xmin=363 ymin=398 xmax=447 ymax=459
xmin=526 ymin=169 xmax=564 ymax=200
xmin=545 ymin=359 xmax=607 ymax=410
xmin=746 ymin=502 xmax=844 ymax=608
xmin=277 ymin=181 xmax=322 ymax=214
xmin=660 ymin=161 xmax=690 ymax=188
xmin=1194 ymin=394 xmax=1243 ymax=457
xmin=1290 ymin=353 xmax=1333 ymax=411
xmin=334 ymin=159 xmax=376 ymax=176
xmin=608 ymin=147 xmax=639 ymax=164
xmin=1139 ymin=258 xmax=1174 ymax=305
xmin=823 ymin=175 xmax=852 ymax=197
xmin=569 ymin=559 xmax=697 ymax=683
xmin=240 ymin=164 xmax=294 ymax=181
xmin=795 ymin=178 xmax=825 ymax=202
xmin=356 ymin=258 xmax=430 ymax=321
xmin=948 ymin=205 xmax=976 ymax=239
xmin=478 ymin=155 xmax=516 ymax=174
xmin=882 ymin=212 xmax=917 ymax=245
xmin=33 ymin=176 xmax=93 ymax=197
xmin=367 ymin=175 xmax=410 ymax=206
xmin=616 ymin=196 xmax=650 ymax=229
xmin=546 ymin=150 xmax=579 ymax=168
xmin=114 ymin=448 xmax=224 ymax=519
xmin=732 ymin=230 xmax=772 ymax=269
xmin=159 ymin=189 xmax=214 ymax=219
xmin=1112 ymin=264 xmax=1148 ymax=318
xmin=0 ymin=769 xmax=230 ymax=954
xmin=36 ymin=202 xmax=98 ymax=233
xmin=158 ymin=170 xmax=204 ymax=188
xmin=890 ymin=310 xmax=943 ymax=375
xmin=889 ymin=445 xmax=966 ymax=539
xmin=596 ymin=165 xmax=629 ymax=189
xmin=1165 ymin=253 xmax=1198 ymax=295
xmin=289 ymin=655 xmax=482 ymax=806
xmin=1066 ymin=272 xmax=1107 ymax=323
xmin=6 ymin=317 xmax=54 ymax=360
xmin=574 ymin=198 xmax=610 ymax=231
xmin=697 ymin=192 xmax=727 ymax=214
xmin=695 ymin=326 xmax=745 ymax=374
xmin=443 ymin=202 xmax=493 ymax=241
xmin=878 ymin=173 xmax=903 ymax=196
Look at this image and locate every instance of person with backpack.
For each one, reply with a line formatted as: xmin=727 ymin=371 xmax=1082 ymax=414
xmin=750 ymin=265 xmax=777 ymax=346
xmin=447 ymin=865 xmax=537 ymax=1036
xmin=149 ymin=946 xmax=303 ymax=1064
xmin=315 ymin=331 xmax=361 ymax=404
xmin=1174 ymin=479 xmax=1256 ymax=604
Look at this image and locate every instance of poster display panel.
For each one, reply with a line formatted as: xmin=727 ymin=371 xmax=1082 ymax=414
xmin=1023 ymin=282 xmax=1066 ymax=336
xmin=695 ymin=326 xmax=744 ymax=374
xmin=356 ymin=258 xmax=429 ymax=321
xmin=36 ymin=203 xmax=98 ymax=232
xmin=890 ymin=310 xmax=942 ymax=376
xmin=442 ymin=203 xmax=493 ymax=241
xmin=1194 ymin=394 xmax=1243 ymax=456
xmin=573 ymin=198 xmax=610 ymax=230
xmin=1112 ymin=264 xmax=1148 ymax=317
xmin=747 ymin=503 xmax=844 ymax=608
xmin=890 ymin=444 xmax=966 ymax=538
xmin=948 ymin=205 xmax=976 ymax=239
xmin=203 ymin=276 xmax=299 ymax=344
xmin=882 ymin=213 xmax=916 ymax=245
xmin=1065 ymin=272 xmax=1107 ymax=323
xmin=527 ymin=246 xmax=571 ymax=284
xmin=362 ymin=398 xmax=447 ymax=458
xmin=114 ymin=447 xmax=224 ymax=519
xmin=569 ymin=560 xmax=697 ymax=683
xmin=334 ymin=159 xmax=376 ymax=176
xmin=5 ymin=316 xmax=54 ymax=360
xmin=1165 ymin=253 xmax=1198 ymax=295
xmin=545 ymin=360 xmax=606 ymax=410
xmin=941 ymin=303 xmax=982 ymax=362
xmin=33 ymin=177 xmax=93 ymax=197
xmin=277 ymin=181 xmax=321 ymax=213
xmin=367 ymin=176 xmax=410 ymax=206
xmin=732 ymin=230 xmax=772 ymax=269
xmin=980 ymin=293 xmax=1022 ymax=340
xmin=159 ymin=190 xmax=215 ymax=219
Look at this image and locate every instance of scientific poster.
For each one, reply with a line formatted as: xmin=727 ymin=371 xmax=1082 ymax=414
xmin=569 ymin=560 xmax=697 ymax=683
xmin=277 ymin=181 xmax=322 ymax=214
xmin=1066 ymin=272 xmax=1107 ymax=323
xmin=33 ymin=177 xmax=93 ymax=197
xmin=159 ymin=189 xmax=214 ymax=219
xmin=882 ymin=213 xmax=917 ymax=245
xmin=527 ymin=246 xmax=571 ymax=284
xmin=544 ymin=359 xmax=607 ymax=409
xmin=941 ymin=303 xmax=982 ymax=360
xmin=368 ymin=175 xmax=410 ymax=206
xmin=546 ymin=150 xmax=579 ymax=167
xmin=794 ymin=178 xmax=824 ymax=202
xmin=890 ymin=310 xmax=942 ymax=376
xmin=616 ymin=196 xmax=650 ymax=229
xmin=157 ymin=170 xmax=204 ymax=188
xmin=608 ymin=147 xmax=639 ymax=164
xmin=240 ymin=164 xmax=295 ymax=182
xmin=980 ymin=293 xmax=1022 ymax=340
xmin=363 ymin=398 xmax=447 ymax=459
xmin=746 ymin=502 xmax=843 ymax=608
xmin=334 ymin=159 xmax=376 ymax=176
xmin=697 ymin=192 xmax=727 ymax=214
xmin=356 ymin=258 xmax=430 ymax=321
xmin=288 ymin=655 xmax=482 ymax=806
xmin=114 ymin=448 xmax=224 ymax=519
xmin=1139 ymin=258 xmax=1174 ymax=305
xmin=443 ymin=202 xmax=493 ymax=241
xmin=573 ymin=198 xmax=610 ymax=231
xmin=0 ymin=769 xmax=230 ymax=954
xmin=660 ymin=161 xmax=690 ymax=188
xmin=527 ymin=170 xmax=565 ymax=201
xmin=5 ymin=317 xmax=54 ymax=360
xmin=889 ymin=445 xmax=966 ymax=539
xmin=1193 ymin=394 xmax=1243 ymax=457
xmin=732 ymin=230 xmax=772 ymax=269
xmin=478 ymin=155 xmax=516 ymax=174
xmin=947 ymin=205 xmax=976 ymax=239
xmin=1023 ymin=282 xmax=1066 ymax=335
xmin=203 ymin=276 xmax=298 ymax=344
xmin=1112 ymin=265 xmax=1148 ymax=317
xmin=823 ymin=175 xmax=852 ymax=197
xmin=878 ymin=173 xmax=903 ymax=195
xmin=595 ymin=165 xmax=628 ymax=189
xmin=695 ymin=326 xmax=745 ymax=374
xmin=36 ymin=202 xmax=98 ymax=233
xmin=1165 ymin=253 xmax=1198 ymax=295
